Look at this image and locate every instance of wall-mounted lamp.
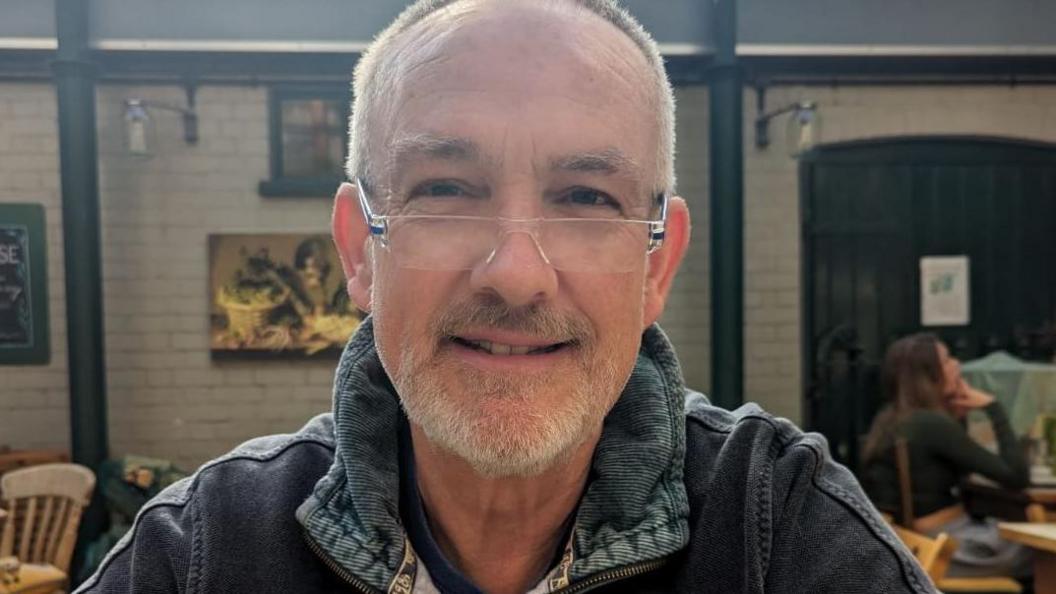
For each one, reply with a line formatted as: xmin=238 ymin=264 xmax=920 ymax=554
xmin=754 ymin=87 xmax=821 ymax=156
xmin=123 ymin=85 xmax=199 ymax=156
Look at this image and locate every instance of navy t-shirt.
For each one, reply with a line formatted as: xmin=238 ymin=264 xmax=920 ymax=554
xmin=398 ymin=418 xmax=485 ymax=594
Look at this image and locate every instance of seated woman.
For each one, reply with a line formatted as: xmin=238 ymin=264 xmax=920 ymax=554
xmin=861 ymin=333 xmax=1031 ymax=578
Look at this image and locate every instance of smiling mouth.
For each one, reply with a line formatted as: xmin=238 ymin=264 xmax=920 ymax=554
xmin=448 ymin=336 xmax=571 ymax=356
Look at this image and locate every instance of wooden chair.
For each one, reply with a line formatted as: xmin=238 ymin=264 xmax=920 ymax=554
xmin=892 ymin=442 xmax=1023 ymax=593
xmin=0 ymin=451 xmax=69 ymax=478
xmin=895 ymin=438 xmax=915 ymax=527
xmin=1025 ymin=503 xmax=1056 ymax=523
xmin=891 ymin=524 xmax=953 ymax=581
xmin=0 ymin=463 xmax=95 ymax=577
xmin=891 ymin=525 xmax=1022 ymax=592
xmin=0 ymin=554 xmax=67 ymax=594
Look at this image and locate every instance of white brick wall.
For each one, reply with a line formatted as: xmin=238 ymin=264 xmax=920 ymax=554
xmin=0 ymin=84 xmax=70 ymax=452
xmin=660 ymin=86 xmax=710 ymax=394
xmin=6 ymin=81 xmax=1056 ymax=468
xmin=94 ymin=85 xmax=337 ymax=469
xmin=1 ymin=84 xmax=337 ymax=469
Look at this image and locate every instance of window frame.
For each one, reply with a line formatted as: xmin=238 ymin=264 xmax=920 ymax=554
xmin=258 ymin=84 xmax=351 ymax=198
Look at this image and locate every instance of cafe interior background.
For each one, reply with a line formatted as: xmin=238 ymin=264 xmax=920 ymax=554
xmin=2 ymin=0 xmax=1056 ymax=588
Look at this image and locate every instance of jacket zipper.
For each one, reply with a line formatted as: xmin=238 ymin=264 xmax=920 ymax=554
xmin=554 ymin=557 xmax=669 ymax=594
xmin=303 ymin=528 xmax=383 ymax=594
xmin=306 ymin=524 xmax=666 ymax=594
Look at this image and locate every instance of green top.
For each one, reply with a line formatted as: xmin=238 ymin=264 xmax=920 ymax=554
xmin=863 ymin=402 xmax=1030 ymax=518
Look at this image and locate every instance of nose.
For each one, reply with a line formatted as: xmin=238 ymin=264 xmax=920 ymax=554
xmin=469 ymin=229 xmax=558 ymax=309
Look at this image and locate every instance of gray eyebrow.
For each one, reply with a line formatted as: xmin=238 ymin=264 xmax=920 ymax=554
xmin=388 ymin=133 xmax=485 ymax=172
xmin=549 ymin=148 xmax=642 ymax=179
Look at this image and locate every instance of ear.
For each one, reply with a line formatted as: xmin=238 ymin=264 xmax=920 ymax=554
xmin=331 ymin=182 xmax=374 ymax=312
xmin=642 ymin=196 xmax=690 ymax=328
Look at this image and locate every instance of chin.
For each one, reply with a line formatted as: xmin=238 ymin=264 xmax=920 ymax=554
xmin=410 ymin=396 xmax=590 ymax=476
xmin=401 ymin=373 xmax=607 ymax=477
xmin=394 ymin=340 xmax=625 ymax=477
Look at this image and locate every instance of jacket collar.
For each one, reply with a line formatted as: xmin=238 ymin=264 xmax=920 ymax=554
xmin=297 ymin=317 xmax=690 ymax=592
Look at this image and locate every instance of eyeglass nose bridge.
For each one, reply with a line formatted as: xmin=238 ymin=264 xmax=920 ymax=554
xmin=482 ymin=219 xmax=553 ymax=268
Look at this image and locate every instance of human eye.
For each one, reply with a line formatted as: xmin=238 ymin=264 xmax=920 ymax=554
xmin=559 ymin=187 xmax=623 ymax=213
xmin=399 ymin=179 xmax=485 ymax=215
xmin=408 ymin=180 xmax=471 ymax=199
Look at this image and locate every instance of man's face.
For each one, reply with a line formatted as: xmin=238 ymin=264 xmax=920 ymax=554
xmin=353 ymin=3 xmax=681 ymax=476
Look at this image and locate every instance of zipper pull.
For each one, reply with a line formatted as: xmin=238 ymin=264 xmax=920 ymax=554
xmin=387 ymin=537 xmax=418 ymax=594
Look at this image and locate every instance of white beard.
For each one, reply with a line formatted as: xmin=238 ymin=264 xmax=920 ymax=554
xmin=374 ymin=288 xmax=634 ymax=478
xmin=395 ymin=349 xmax=622 ymax=478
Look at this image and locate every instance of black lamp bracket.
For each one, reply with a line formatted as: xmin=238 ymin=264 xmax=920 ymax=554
xmin=127 ymin=84 xmax=198 ymax=144
xmin=754 ymin=85 xmax=813 ymax=149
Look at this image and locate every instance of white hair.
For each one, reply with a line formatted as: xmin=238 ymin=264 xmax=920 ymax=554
xmin=346 ymin=0 xmax=677 ymax=196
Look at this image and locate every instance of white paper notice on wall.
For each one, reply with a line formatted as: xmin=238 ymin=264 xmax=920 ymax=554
xmin=920 ymin=256 xmax=970 ymax=326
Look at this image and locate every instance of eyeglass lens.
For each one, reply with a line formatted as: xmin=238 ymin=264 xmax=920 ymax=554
xmin=383 ymin=217 xmax=650 ymax=272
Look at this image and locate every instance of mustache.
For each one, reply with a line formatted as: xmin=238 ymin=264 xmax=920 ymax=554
xmin=432 ymin=296 xmax=594 ymax=345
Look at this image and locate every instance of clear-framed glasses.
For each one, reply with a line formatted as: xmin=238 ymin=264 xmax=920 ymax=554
xmin=354 ymin=177 xmax=667 ymax=273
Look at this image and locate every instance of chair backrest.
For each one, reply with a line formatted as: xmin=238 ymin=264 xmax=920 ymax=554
xmin=891 ymin=524 xmax=957 ymax=581
xmin=0 ymin=463 xmax=95 ymax=574
xmin=894 ymin=437 xmax=915 ymax=526
xmin=0 ymin=450 xmax=69 ymax=477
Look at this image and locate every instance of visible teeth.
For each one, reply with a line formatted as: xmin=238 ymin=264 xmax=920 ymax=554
xmin=465 ymin=339 xmax=547 ymax=356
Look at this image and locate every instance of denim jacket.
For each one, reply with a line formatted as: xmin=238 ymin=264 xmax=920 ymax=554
xmin=76 ymin=319 xmax=935 ymax=593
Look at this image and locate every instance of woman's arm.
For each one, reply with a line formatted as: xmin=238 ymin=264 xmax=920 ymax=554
xmin=922 ymin=398 xmax=1030 ymax=489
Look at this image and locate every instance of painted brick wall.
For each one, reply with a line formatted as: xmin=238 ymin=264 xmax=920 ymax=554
xmin=0 ymin=84 xmax=69 ymax=452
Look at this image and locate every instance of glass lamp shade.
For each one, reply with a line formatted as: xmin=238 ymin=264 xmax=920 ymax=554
xmin=124 ymin=99 xmax=154 ymax=156
xmin=786 ymin=103 xmax=821 ymax=156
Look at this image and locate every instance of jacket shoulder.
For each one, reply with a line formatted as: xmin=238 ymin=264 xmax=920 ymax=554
xmin=685 ymin=394 xmax=812 ymax=445
xmin=145 ymin=412 xmax=336 ymax=507
xmin=682 ymin=395 xmax=935 ymax=592
xmin=76 ymin=414 xmax=337 ymax=593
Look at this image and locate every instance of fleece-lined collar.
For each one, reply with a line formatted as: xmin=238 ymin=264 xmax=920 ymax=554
xmin=296 ymin=317 xmax=690 ymax=592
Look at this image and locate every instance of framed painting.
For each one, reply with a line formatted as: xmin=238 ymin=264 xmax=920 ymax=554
xmin=208 ymin=233 xmax=364 ymax=359
xmin=0 ymin=203 xmax=49 ymax=364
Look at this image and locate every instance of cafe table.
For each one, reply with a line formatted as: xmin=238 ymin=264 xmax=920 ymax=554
xmin=997 ymin=522 xmax=1056 ymax=594
xmin=962 ymin=472 xmax=1056 ymax=521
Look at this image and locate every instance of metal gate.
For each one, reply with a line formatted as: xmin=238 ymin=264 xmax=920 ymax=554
xmin=799 ymin=136 xmax=1056 ymax=473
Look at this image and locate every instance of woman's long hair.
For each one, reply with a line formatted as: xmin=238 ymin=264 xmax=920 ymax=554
xmin=861 ymin=333 xmax=948 ymax=463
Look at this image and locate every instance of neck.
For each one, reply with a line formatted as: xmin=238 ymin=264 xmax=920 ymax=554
xmin=410 ymin=423 xmax=597 ymax=594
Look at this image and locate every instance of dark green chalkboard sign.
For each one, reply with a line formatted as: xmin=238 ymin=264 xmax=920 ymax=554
xmin=0 ymin=204 xmax=49 ymax=364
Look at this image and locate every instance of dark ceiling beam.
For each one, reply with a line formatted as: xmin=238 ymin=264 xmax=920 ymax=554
xmin=6 ymin=49 xmax=1056 ymax=85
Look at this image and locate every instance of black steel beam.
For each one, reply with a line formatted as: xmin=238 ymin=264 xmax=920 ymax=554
xmin=10 ymin=47 xmax=1056 ymax=86
xmin=53 ymin=0 xmax=108 ymax=565
xmin=708 ymin=0 xmax=744 ymax=410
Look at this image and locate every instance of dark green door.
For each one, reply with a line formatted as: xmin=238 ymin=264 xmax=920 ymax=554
xmin=800 ymin=136 xmax=1056 ymax=472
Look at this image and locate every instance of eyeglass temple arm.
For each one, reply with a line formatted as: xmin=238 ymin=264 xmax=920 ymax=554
xmin=648 ymin=192 xmax=668 ymax=251
xmin=354 ymin=177 xmax=387 ymax=237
